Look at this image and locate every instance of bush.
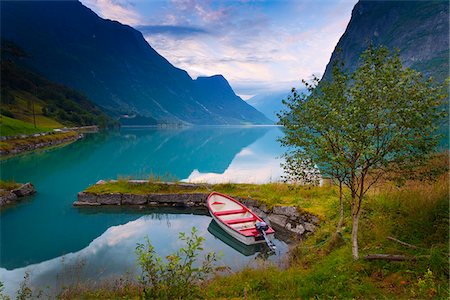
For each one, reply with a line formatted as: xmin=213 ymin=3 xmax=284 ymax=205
xmin=136 ymin=227 xmax=221 ymax=299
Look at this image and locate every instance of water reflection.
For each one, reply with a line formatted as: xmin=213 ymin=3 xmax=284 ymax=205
xmin=184 ymin=128 xmax=284 ymax=183
xmin=0 ymin=126 xmax=286 ymax=296
xmin=0 ymin=212 xmax=288 ymax=297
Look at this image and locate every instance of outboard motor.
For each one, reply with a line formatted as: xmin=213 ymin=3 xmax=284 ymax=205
xmin=255 ymin=221 xmax=276 ymax=252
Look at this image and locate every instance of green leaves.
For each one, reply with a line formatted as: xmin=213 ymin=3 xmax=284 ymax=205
xmin=135 ymin=227 xmax=221 ymax=299
xmin=279 ymin=45 xmax=447 ymax=190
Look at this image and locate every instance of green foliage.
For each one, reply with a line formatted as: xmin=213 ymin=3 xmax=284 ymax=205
xmin=411 ymin=269 xmax=438 ymax=299
xmin=1 ymin=44 xmax=119 ymax=130
xmin=278 ymin=45 xmax=448 ymax=259
xmin=136 ymin=227 xmax=221 ymax=299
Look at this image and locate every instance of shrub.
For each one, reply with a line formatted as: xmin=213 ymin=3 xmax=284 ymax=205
xmin=136 ymin=227 xmax=221 ymax=299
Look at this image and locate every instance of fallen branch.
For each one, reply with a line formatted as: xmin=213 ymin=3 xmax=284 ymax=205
xmin=387 ymin=236 xmax=419 ymax=249
xmin=364 ymin=254 xmax=429 ymax=262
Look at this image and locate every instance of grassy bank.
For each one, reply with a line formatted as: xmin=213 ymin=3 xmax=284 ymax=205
xmin=17 ymin=154 xmax=450 ymax=299
xmin=0 ymin=114 xmax=55 ymax=136
xmin=0 ymin=131 xmax=79 ymax=156
xmin=86 ymin=180 xmax=337 ymax=217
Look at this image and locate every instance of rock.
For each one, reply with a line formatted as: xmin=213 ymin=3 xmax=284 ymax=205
xmin=304 ymin=222 xmax=316 ymax=232
xmin=11 ymin=183 xmax=36 ymax=197
xmin=73 ymin=201 xmax=100 ymax=206
xmin=77 ymin=192 xmax=98 ymax=203
xmin=187 ymin=193 xmax=209 ymax=203
xmin=250 ymin=207 xmax=267 ymax=219
xmin=286 ymin=222 xmax=305 ymax=235
xmin=241 ymin=198 xmax=258 ymax=207
xmin=259 ymin=204 xmax=269 ymax=213
xmin=149 ymin=201 xmax=158 ymax=206
xmin=272 ymin=205 xmax=299 ymax=218
xmin=186 ymin=201 xmax=195 ymax=207
xmin=268 ymin=214 xmax=288 ymax=228
xmin=310 ymin=216 xmax=320 ymax=225
xmin=96 ymin=180 xmax=106 ymax=185
xmin=122 ymin=194 xmax=148 ymax=205
xmin=97 ymin=193 xmax=122 ymax=205
xmin=148 ymin=193 xmax=183 ymax=204
xmin=0 ymin=192 xmax=18 ymax=207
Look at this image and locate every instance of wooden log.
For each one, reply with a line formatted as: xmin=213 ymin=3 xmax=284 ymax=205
xmin=387 ymin=236 xmax=419 ymax=249
xmin=364 ymin=254 xmax=416 ymax=261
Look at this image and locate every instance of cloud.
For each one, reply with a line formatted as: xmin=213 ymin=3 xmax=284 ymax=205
xmin=136 ymin=25 xmax=209 ymax=37
xmin=82 ymin=0 xmax=357 ymax=95
xmin=81 ymin=0 xmax=142 ymax=26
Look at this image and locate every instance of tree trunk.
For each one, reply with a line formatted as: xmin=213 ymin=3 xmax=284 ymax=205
xmin=351 ymin=212 xmax=359 ymax=260
xmin=351 ymin=198 xmax=362 ymax=260
xmin=336 ymin=181 xmax=344 ymax=232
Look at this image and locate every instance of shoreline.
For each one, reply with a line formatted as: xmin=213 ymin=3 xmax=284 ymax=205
xmin=0 ymin=131 xmax=83 ymax=158
xmin=75 ymin=180 xmax=320 ymax=239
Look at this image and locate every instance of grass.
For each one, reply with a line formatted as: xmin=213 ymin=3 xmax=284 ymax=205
xmin=200 ymin=171 xmax=449 ymax=299
xmin=0 ymin=131 xmax=79 ymax=154
xmin=17 ymin=153 xmax=450 ymax=299
xmin=85 ymin=179 xmax=338 ymax=217
xmin=0 ymin=114 xmax=54 ymax=136
xmin=0 ymin=179 xmax=21 ymax=191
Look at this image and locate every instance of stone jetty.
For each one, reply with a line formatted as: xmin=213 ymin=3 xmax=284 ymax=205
xmin=75 ymin=181 xmax=320 ymax=238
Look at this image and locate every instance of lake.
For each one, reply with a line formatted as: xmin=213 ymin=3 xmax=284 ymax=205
xmin=0 ymin=126 xmax=289 ymax=296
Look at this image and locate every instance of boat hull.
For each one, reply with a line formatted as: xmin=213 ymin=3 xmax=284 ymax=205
xmin=210 ymin=213 xmax=274 ymax=245
xmin=207 ymin=192 xmax=275 ymax=246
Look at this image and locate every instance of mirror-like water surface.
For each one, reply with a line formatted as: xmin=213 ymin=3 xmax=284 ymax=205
xmin=1 ymin=126 xmax=287 ymax=295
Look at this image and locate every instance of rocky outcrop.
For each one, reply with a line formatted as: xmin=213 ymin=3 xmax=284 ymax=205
xmin=76 ymin=191 xmax=210 ymax=207
xmin=0 ymin=182 xmax=36 ymax=207
xmin=11 ymin=183 xmax=36 ymax=197
xmin=75 ymin=182 xmax=320 ymax=238
xmin=268 ymin=205 xmax=319 ymax=237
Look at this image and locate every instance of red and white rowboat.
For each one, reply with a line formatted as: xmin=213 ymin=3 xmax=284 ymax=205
xmin=207 ymin=192 xmax=275 ymax=246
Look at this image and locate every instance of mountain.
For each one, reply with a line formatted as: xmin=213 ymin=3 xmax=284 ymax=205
xmin=1 ymin=41 xmax=117 ymax=129
xmin=323 ymin=0 xmax=449 ymax=83
xmin=194 ymin=75 xmax=273 ymax=124
xmin=246 ymin=91 xmax=292 ymax=122
xmin=0 ymin=1 xmax=271 ymax=125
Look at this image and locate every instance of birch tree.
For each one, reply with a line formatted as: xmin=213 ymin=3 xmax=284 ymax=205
xmin=278 ymin=46 xmax=447 ymax=259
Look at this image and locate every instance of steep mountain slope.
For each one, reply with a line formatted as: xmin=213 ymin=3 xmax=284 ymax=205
xmin=1 ymin=42 xmax=117 ymax=130
xmin=0 ymin=1 xmax=270 ymax=125
xmin=194 ymin=75 xmax=273 ymax=124
xmin=323 ymin=0 xmax=449 ymax=83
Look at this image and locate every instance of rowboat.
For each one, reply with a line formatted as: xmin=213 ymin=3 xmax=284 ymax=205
xmin=207 ymin=219 xmax=261 ymax=256
xmin=207 ymin=192 xmax=275 ymax=249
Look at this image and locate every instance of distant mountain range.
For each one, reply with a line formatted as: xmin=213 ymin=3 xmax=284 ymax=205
xmin=323 ymin=0 xmax=449 ymax=83
xmin=246 ymin=91 xmax=291 ymax=122
xmin=1 ymin=0 xmax=271 ymax=125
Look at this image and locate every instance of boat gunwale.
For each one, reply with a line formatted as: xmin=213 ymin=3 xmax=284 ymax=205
xmin=206 ymin=191 xmax=274 ymax=238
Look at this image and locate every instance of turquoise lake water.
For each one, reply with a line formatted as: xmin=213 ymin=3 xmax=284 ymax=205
xmin=0 ymin=126 xmax=289 ymax=295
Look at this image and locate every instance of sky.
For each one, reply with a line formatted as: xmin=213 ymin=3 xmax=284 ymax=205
xmin=81 ymin=0 xmax=357 ymax=99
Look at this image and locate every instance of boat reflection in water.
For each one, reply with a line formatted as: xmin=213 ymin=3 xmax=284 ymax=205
xmin=207 ymin=219 xmax=276 ymax=258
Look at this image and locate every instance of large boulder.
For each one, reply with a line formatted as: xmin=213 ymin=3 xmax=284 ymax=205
xmin=268 ymin=214 xmax=289 ymax=228
xmin=286 ymin=222 xmax=305 ymax=235
xmin=11 ymin=183 xmax=36 ymax=197
xmin=272 ymin=205 xmax=299 ymax=218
